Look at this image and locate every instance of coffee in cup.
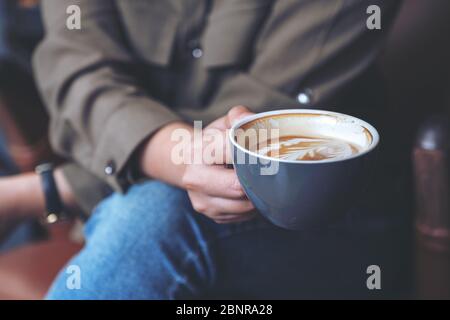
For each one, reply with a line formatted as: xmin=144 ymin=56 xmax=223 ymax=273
xmin=255 ymin=135 xmax=362 ymax=161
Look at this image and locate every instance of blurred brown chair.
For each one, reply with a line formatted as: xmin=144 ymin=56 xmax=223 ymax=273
xmin=0 ymin=60 xmax=54 ymax=172
xmin=380 ymin=0 xmax=450 ymax=299
xmin=413 ymin=116 xmax=450 ymax=299
xmin=0 ymin=222 xmax=82 ymax=300
xmin=0 ymin=59 xmax=82 ymax=300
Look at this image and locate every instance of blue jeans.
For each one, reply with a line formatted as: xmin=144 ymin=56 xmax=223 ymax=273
xmin=46 ymin=180 xmax=411 ymax=299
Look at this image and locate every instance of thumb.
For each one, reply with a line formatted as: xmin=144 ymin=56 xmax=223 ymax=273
xmin=227 ymin=105 xmax=254 ymax=127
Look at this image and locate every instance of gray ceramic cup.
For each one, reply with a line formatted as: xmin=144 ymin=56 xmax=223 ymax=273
xmin=229 ymin=109 xmax=379 ymax=230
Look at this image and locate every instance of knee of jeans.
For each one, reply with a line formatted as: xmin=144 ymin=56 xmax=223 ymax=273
xmin=84 ymin=180 xmax=193 ymax=243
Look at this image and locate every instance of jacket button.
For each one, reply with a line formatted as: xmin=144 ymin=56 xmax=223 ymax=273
xmin=187 ymin=39 xmax=203 ymax=59
xmin=297 ymin=89 xmax=313 ymax=105
xmin=192 ymin=47 xmax=203 ymax=59
xmin=105 ymin=161 xmax=116 ymax=176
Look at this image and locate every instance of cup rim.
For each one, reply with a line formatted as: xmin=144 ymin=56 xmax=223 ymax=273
xmin=229 ymin=109 xmax=380 ymax=164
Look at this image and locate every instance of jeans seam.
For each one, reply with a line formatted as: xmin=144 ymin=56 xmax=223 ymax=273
xmin=167 ymin=222 xmax=272 ymax=298
xmin=166 ymin=220 xmax=269 ymax=298
xmin=167 ymin=251 xmax=205 ymax=298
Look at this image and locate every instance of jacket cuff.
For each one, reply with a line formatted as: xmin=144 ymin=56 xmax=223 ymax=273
xmin=61 ymin=162 xmax=112 ymax=215
xmin=91 ymin=98 xmax=181 ymax=192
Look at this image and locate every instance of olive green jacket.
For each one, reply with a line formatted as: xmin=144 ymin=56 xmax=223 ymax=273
xmin=33 ymin=0 xmax=398 ymax=214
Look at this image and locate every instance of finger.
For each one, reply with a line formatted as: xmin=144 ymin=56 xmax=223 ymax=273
xmin=213 ymin=212 xmax=255 ymax=220
xmin=189 ymin=192 xmax=254 ymax=218
xmin=205 ymin=106 xmax=254 ymax=133
xmin=202 ymin=130 xmax=233 ymax=165
xmin=185 ymin=165 xmax=245 ymax=199
xmin=214 ymin=213 xmax=257 ymax=224
xmin=207 ymin=115 xmax=229 ymax=131
xmin=208 ymin=196 xmax=255 ymax=215
xmin=227 ymin=106 xmax=254 ymax=126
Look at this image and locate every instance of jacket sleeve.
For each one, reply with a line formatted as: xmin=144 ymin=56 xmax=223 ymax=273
xmin=33 ymin=0 xmax=181 ymax=192
xmin=182 ymin=0 xmax=399 ymax=123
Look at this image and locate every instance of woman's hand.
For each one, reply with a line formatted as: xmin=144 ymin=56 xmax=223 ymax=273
xmin=140 ymin=106 xmax=256 ymax=224
xmin=182 ymin=106 xmax=255 ymax=224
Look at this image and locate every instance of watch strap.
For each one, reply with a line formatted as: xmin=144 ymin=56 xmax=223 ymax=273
xmin=35 ymin=163 xmax=64 ymax=223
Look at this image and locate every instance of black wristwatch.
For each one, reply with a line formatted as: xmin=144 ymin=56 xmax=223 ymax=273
xmin=35 ymin=163 xmax=64 ymax=224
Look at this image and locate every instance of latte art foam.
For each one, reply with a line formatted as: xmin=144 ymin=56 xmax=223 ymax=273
xmin=257 ymin=135 xmax=361 ymax=161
